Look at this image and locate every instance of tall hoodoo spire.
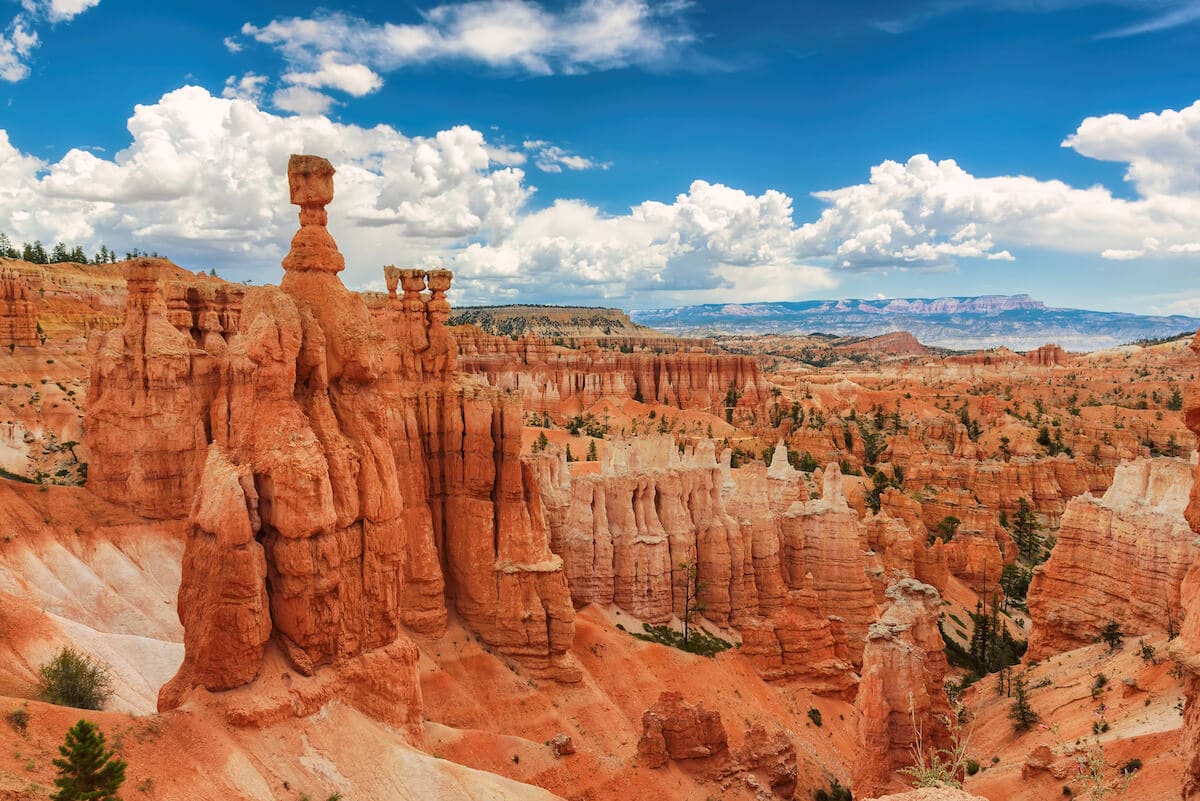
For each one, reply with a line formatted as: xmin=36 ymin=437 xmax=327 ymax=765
xmin=282 ymin=155 xmax=345 ymax=274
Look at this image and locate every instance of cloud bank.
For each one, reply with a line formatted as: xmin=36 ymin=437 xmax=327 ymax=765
xmin=1 ymin=88 xmax=1199 ymax=306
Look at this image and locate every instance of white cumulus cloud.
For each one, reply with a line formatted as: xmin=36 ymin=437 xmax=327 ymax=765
xmin=283 ymin=52 xmax=383 ymax=97
xmin=238 ymin=0 xmax=697 ymax=108
xmin=795 ymin=97 xmax=1200 ymax=271
xmin=1 ymin=0 xmax=100 ymax=81
xmin=522 ymin=139 xmax=610 ymax=172
xmin=4 ymin=87 xmax=1200 ymax=307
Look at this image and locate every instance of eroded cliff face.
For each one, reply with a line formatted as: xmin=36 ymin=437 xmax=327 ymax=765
xmin=85 ymin=261 xmax=210 ymax=520
xmin=1027 ymin=457 xmax=1197 ymax=660
xmin=532 ymin=436 xmax=754 ymax=625
xmin=529 ymin=438 xmax=868 ymax=697
xmin=454 ymin=325 xmax=768 ymax=421
xmin=1174 ymin=330 xmax=1200 ymax=801
xmin=84 ymin=156 xmax=579 ymax=715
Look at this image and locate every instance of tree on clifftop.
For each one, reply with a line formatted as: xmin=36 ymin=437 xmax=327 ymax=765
xmin=51 ymin=719 xmax=126 ymax=801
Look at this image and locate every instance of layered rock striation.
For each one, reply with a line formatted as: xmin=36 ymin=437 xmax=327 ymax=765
xmin=454 ymin=326 xmax=768 ymax=420
xmin=0 ymin=266 xmax=38 ymax=347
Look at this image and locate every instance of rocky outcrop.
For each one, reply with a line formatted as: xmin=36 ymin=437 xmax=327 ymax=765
xmin=0 ymin=266 xmax=38 ymax=347
xmin=864 ymin=791 xmax=988 ymax=801
xmin=81 ymin=156 xmax=580 ymax=710
xmin=871 ymin=489 xmax=949 ymax=594
xmin=158 ymin=445 xmax=270 ymax=706
xmin=737 ymin=581 xmax=858 ymax=698
xmin=454 ymin=326 xmax=768 ymax=420
xmin=634 ymin=691 xmax=797 ymax=798
xmin=1026 ymin=343 xmax=1068 ymax=366
xmin=637 ymin=690 xmax=729 ymax=767
xmin=854 ymin=579 xmax=951 ymax=797
xmin=533 ymin=436 xmax=751 ymax=625
xmin=1027 ymin=457 xmax=1197 ymax=659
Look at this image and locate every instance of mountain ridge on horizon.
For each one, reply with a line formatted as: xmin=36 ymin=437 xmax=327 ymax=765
xmin=628 ymin=293 xmax=1200 ymax=351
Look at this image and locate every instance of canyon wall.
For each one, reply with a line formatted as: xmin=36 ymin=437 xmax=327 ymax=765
xmin=531 ymin=437 xmax=888 ymax=697
xmin=1027 ymin=457 xmax=1197 ymax=660
xmin=454 ymin=325 xmax=768 ymax=420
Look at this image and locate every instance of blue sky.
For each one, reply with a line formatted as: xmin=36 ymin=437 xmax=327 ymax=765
xmin=2 ymin=0 xmax=1200 ymax=314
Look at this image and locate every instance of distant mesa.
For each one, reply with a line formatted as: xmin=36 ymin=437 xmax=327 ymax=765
xmin=630 ymin=294 xmax=1200 ymax=351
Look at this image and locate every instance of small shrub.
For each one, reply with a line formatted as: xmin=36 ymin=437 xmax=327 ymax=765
xmin=5 ymin=706 xmax=30 ymax=733
xmin=966 ymin=758 xmax=980 ymax=776
xmin=628 ymin=623 xmax=732 ymax=657
xmin=807 ymin=707 xmax=823 ymax=727
xmin=813 ymin=779 xmax=852 ymax=801
xmin=37 ymin=648 xmax=113 ymax=710
xmin=1121 ymin=758 xmax=1142 ymax=775
xmin=1099 ymin=620 xmax=1125 ymax=652
xmin=1062 ymin=786 xmax=1072 ymax=796
xmin=1092 ymin=720 xmax=1109 ymax=734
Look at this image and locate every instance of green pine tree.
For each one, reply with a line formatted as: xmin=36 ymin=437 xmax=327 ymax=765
xmin=51 ymin=719 xmax=127 ymax=801
xmin=1008 ymin=674 xmax=1037 ymax=733
xmin=1011 ymin=498 xmax=1044 ymax=562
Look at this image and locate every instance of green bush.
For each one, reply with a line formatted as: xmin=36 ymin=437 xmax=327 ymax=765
xmin=628 ymin=623 xmax=732 ymax=657
xmin=807 ymin=707 xmax=823 ymax=727
xmin=813 ymin=779 xmax=852 ymax=801
xmin=5 ymin=706 xmax=29 ymax=733
xmin=966 ymin=758 xmax=981 ymax=776
xmin=1121 ymin=758 xmax=1142 ymax=775
xmin=37 ymin=648 xmax=113 ymax=711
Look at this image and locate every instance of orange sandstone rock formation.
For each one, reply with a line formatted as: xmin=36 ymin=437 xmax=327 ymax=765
xmin=637 ymin=690 xmax=729 ymax=767
xmin=85 ymin=259 xmax=209 ymax=519
xmin=1173 ymin=330 xmax=1200 ymax=801
xmin=0 ymin=266 xmax=38 ymax=347
xmin=854 ymin=579 xmax=951 ymax=798
xmin=1027 ymin=457 xmax=1197 ymax=659
xmin=82 ymin=156 xmax=580 ymax=712
xmin=780 ymin=463 xmax=878 ymax=666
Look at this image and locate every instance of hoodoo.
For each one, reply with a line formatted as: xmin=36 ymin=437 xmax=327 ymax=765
xmin=81 ymin=155 xmax=584 ymax=712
